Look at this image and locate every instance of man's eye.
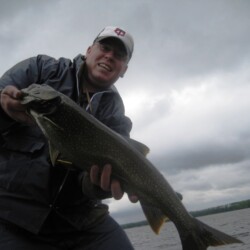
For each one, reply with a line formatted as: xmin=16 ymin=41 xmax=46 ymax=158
xmin=115 ymin=52 xmax=124 ymax=59
xmin=101 ymin=44 xmax=112 ymax=52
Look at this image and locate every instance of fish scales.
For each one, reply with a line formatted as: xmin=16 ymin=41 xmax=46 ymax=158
xmin=40 ymin=95 xmax=178 ymax=205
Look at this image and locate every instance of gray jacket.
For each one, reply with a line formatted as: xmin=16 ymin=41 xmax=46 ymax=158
xmin=0 ymin=54 xmax=132 ymax=234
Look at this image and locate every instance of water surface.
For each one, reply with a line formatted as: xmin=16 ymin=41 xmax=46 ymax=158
xmin=125 ymin=208 xmax=249 ymax=250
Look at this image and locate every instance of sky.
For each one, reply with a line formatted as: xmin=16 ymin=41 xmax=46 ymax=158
xmin=1 ymin=0 xmax=250 ymax=225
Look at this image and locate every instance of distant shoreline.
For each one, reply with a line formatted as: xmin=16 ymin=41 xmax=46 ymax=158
xmin=122 ymin=199 xmax=250 ymax=229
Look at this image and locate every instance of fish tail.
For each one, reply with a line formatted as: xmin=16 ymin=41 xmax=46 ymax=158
xmin=179 ymin=218 xmax=243 ymax=250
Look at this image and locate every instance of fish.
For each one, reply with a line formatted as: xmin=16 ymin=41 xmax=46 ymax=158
xmin=20 ymin=84 xmax=242 ymax=250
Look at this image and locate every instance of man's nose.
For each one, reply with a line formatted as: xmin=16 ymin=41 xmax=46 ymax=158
xmin=104 ymin=50 xmax=115 ymax=59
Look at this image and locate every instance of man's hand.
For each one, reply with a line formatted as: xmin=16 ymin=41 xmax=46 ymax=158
xmin=90 ymin=164 xmax=139 ymax=203
xmin=0 ymin=85 xmax=34 ymax=125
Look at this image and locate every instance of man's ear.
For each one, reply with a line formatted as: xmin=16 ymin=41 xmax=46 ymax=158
xmin=120 ymin=65 xmax=128 ymax=78
xmin=85 ymin=46 xmax=92 ymax=56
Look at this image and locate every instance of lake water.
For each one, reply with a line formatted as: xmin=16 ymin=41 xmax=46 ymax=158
xmin=125 ymin=208 xmax=250 ymax=250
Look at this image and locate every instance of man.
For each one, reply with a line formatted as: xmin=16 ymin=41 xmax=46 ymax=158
xmin=0 ymin=26 xmax=137 ymax=249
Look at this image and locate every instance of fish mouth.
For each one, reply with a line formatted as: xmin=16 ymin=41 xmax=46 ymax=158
xmin=98 ymin=63 xmax=112 ymax=72
xmin=25 ymin=96 xmax=62 ymax=115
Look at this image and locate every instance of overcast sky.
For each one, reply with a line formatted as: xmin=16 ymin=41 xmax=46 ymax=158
xmin=1 ymin=0 xmax=250 ymax=225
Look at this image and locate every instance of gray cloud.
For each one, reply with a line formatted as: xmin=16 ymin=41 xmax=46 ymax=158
xmin=152 ymin=141 xmax=250 ymax=174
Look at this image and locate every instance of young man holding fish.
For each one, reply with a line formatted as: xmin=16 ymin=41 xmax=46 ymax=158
xmin=0 ymin=26 xmax=136 ymax=249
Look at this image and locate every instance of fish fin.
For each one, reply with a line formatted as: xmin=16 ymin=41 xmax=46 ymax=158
xmin=140 ymin=201 xmax=169 ymax=234
xmin=126 ymin=138 xmax=150 ymax=156
xmin=176 ymin=191 xmax=183 ymax=201
xmin=42 ymin=116 xmax=64 ymax=131
xmin=179 ymin=217 xmax=243 ymax=250
xmin=48 ymin=142 xmax=60 ymax=166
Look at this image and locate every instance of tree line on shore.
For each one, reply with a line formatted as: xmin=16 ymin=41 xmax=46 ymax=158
xmin=122 ymin=199 xmax=250 ymax=229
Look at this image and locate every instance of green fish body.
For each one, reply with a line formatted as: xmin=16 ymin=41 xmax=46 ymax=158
xmin=21 ymin=84 xmax=242 ymax=250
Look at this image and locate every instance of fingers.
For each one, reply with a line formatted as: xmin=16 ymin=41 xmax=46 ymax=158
xmin=101 ymin=164 xmax=112 ymax=191
xmin=1 ymin=85 xmax=22 ymax=99
xmin=128 ymin=194 xmax=139 ymax=203
xmin=89 ymin=164 xmax=139 ymax=202
xmin=0 ymin=85 xmax=34 ymax=125
xmin=89 ymin=164 xmax=124 ymax=200
xmin=1 ymin=86 xmax=24 ymax=111
xmin=111 ymin=179 xmax=124 ymax=200
xmin=90 ymin=165 xmax=100 ymax=186
xmin=90 ymin=164 xmax=111 ymax=190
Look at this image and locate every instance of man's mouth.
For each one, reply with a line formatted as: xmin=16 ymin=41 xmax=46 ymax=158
xmin=98 ymin=63 xmax=112 ymax=72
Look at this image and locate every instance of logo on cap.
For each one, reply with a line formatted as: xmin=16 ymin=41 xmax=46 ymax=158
xmin=114 ymin=28 xmax=126 ymax=37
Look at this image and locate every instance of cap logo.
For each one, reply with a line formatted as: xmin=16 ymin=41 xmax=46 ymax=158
xmin=114 ymin=28 xmax=126 ymax=37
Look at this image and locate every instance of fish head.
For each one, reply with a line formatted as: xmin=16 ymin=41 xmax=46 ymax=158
xmin=21 ymin=84 xmax=61 ymax=115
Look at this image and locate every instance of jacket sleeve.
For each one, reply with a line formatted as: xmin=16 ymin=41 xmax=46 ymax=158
xmin=95 ymin=92 xmax=133 ymax=137
xmin=0 ymin=57 xmax=38 ymax=132
xmin=0 ymin=55 xmax=60 ymax=132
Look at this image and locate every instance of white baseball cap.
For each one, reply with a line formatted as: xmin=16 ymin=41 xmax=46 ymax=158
xmin=94 ymin=26 xmax=134 ymax=60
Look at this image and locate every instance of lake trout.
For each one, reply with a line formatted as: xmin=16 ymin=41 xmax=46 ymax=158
xmin=20 ymin=84 xmax=242 ymax=250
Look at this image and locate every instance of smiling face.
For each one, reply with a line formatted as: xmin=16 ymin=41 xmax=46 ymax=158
xmin=84 ymin=38 xmax=129 ymax=91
